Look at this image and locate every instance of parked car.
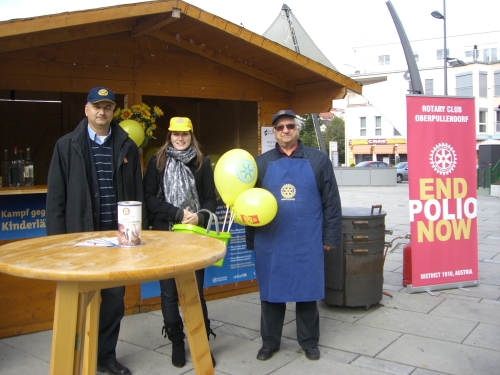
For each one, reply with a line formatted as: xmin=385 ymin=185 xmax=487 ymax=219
xmin=395 ymin=162 xmax=408 ymax=183
xmin=355 ymin=161 xmax=390 ymax=168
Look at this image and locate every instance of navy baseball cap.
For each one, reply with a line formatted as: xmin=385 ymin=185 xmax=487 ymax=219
xmin=272 ymin=109 xmax=297 ymax=125
xmin=87 ymin=86 xmax=116 ymax=104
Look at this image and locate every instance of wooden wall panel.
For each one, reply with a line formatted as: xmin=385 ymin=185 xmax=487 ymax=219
xmin=0 ymin=273 xmax=56 ymax=338
xmin=0 ymin=32 xmax=290 ymax=123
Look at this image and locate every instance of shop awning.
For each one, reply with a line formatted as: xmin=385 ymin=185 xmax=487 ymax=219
xmin=373 ymin=145 xmax=395 ymax=154
xmin=396 ymin=144 xmax=407 ymax=154
xmin=352 ymin=145 xmax=373 ymax=154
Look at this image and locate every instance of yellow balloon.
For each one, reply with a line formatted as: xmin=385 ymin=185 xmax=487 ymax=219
xmin=208 ymin=154 xmax=220 ymax=171
xmin=144 ymin=147 xmax=159 ymax=166
xmin=214 ymin=149 xmax=257 ymax=206
xmin=119 ymin=119 xmax=144 ymax=147
xmin=233 ymin=188 xmax=278 ymax=227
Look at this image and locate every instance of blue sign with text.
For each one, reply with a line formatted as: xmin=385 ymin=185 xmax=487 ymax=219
xmin=203 ymin=202 xmax=256 ymax=287
xmin=140 ymin=201 xmax=257 ymax=299
xmin=0 ymin=193 xmax=47 ymax=240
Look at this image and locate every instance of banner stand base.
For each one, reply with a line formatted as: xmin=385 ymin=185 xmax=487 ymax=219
xmin=406 ymin=279 xmax=480 ymax=294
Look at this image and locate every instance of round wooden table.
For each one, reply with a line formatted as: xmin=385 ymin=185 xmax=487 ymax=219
xmin=0 ymin=230 xmax=226 ymax=375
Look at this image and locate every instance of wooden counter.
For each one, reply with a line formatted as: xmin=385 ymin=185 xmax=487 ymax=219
xmin=0 ymin=185 xmax=48 ymax=195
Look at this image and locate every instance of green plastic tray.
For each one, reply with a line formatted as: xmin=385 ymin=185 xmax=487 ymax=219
xmin=172 ymin=224 xmax=231 ymax=267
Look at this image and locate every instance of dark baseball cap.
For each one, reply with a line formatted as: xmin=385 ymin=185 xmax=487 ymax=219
xmin=272 ymin=109 xmax=297 ymax=125
xmin=87 ymin=86 xmax=116 ymax=104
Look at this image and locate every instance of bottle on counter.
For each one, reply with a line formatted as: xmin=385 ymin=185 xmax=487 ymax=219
xmin=24 ymin=147 xmax=34 ymax=186
xmin=1 ymin=149 xmax=9 ymax=187
xmin=18 ymin=149 xmax=25 ymax=187
xmin=9 ymin=146 xmax=23 ymax=187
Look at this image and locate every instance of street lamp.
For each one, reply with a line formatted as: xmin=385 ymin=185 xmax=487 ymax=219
xmin=431 ymin=1 xmax=447 ymax=95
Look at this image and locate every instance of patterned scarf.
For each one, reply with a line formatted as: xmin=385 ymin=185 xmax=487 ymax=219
xmin=163 ymin=146 xmax=200 ymax=217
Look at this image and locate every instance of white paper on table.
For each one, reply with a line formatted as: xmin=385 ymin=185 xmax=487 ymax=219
xmin=75 ymin=237 xmax=120 ymax=247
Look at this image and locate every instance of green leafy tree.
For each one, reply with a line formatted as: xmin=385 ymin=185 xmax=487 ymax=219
xmin=323 ymin=117 xmax=345 ymax=164
xmin=298 ymin=114 xmax=318 ymax=148
xmin=298 ymin=114 xmax=346 ymax=165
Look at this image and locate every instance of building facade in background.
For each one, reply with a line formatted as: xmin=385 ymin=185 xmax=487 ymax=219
xmin=338 ymin=31 xmax=500 ymax=166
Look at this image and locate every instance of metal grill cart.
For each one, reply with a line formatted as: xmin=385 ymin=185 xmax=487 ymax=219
xmin=324 ymin=205 xmax=392 ymax=310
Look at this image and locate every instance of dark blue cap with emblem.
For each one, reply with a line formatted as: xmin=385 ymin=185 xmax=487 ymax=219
xmin=272 ymin=109 xmax=296 ymax=125
xmin=87 ymin=86 xmax=116 ymax=104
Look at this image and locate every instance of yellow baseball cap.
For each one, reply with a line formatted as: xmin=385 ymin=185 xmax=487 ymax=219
xmin=169 ymin=117 xmax=193 ymax=131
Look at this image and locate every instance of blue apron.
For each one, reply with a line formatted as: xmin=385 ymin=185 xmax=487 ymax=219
xmin=254 ymin=158 xmax=324 ymax=302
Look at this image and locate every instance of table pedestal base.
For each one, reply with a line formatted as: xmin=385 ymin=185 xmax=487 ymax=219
xmin=49 ymin=271 xmax=214 ymax=375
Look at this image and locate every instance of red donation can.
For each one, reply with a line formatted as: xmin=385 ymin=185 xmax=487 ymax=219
xmin=403 ymin=241 xmax=412 ymax=286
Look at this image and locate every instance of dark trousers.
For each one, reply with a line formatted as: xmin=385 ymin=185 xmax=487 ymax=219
xmin=98 ymin=286 xmax=125 ymax=365
xmin=261 ymin=300 xmax=319 ymax=350
xmin=160 ymin=268 xmax=209 ymax=326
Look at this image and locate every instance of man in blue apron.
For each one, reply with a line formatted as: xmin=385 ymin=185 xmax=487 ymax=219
xmin=246 ymin=109 xmax=342 ymax=361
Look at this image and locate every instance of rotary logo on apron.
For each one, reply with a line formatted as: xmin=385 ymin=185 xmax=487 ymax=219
xmin=280 ymin=184 xmax=296 ymax=200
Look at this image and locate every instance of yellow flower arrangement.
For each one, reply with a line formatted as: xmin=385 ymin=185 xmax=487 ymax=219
xmin=114 ymin=103 xmax=164 ymax=147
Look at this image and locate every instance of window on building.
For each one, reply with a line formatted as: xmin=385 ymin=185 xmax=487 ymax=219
xmin=456 ymin=72 xmax=473 ymax=96
xmin=393 ymin=126 xmax=401 ymax=136
xmin=465 ymin=51 xmax=473 ymax=58
xmin=375 ymin=116 xmax=382 ymax=136
xmin=478 ymin=109 xmax=487 ymax=133
xmin=495 ymin=71 xmax=500 ymax=97
xmin=496 ymin=110 xmax=500 ymax=133
xmin=425 ymin=79 xmax=434 ymax=95
xmin=437 ymin=49 xmax=450 ymax=60
xmin=360 ymin=117 xmax=366 ymax=136
xmin=378 ymin=55 xmax=390 ymax=65
xmin=479 ymin=72 xmax=488 ymax=98
xmin=483 ymin=48 xmax=498 ymax=62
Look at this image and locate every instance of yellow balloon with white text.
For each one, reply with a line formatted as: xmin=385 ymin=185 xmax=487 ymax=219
xmin=214 ymin=149 xmax=257 ymax=206
xmin=233 ymin=188 xmax=277 ymax=227
xmin=119 ymin=119 xmax=144 ymax=147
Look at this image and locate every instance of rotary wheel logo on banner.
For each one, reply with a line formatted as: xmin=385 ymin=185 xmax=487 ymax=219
xmin=429 ymin=142 xmax=458 ymax=175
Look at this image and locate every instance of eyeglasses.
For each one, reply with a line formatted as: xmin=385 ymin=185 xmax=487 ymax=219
xmin=274 ymin=123 xmax=296 ymax=132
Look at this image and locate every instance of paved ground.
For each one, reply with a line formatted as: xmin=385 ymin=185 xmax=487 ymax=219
xmin=1 ymin=183 xmax=499 ymax=375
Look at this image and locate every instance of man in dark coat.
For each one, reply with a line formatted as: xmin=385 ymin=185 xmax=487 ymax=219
xmin=246 ymin=109 xmax=342 ymax=362
xmin=46 ymin=86 xmax=144 ymax=375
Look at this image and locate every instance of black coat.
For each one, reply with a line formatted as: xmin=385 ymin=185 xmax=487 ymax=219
xmin=143 ymin=154 xmax=217 ymax=230
xmin=46 ymin=119 xmax=145 ymax=235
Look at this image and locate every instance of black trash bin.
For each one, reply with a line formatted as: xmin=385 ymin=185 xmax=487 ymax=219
xmin=324 ymin=205 xmax=388 ymax=309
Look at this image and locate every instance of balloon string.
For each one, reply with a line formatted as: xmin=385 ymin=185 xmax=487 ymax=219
xmin=222 ymin=205 xmax=230 ymax=232
xmin=227 ymin=210 xmax=235 ymax=233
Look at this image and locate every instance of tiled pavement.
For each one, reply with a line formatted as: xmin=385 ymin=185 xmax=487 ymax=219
xmin=1 ymin=183 xmax=499 ymax=375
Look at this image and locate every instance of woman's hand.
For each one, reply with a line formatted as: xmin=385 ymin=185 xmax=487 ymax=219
xmin=181 ymin=210 xmax=199 ymax=225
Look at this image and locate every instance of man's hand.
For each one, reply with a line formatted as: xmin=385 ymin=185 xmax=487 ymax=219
xmin=323 ymin=245 xmax=336 ymax=251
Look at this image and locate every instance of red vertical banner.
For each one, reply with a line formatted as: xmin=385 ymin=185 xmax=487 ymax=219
xmin=406 ymin=95 xmax=478 ymax=289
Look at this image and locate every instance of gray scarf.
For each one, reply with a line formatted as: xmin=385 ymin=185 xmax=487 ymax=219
xmin=163 ymin=146 xmax=200 ymax=216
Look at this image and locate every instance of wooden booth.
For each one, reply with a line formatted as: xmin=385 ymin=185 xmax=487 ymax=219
xmin=0 ymin=0 xmax=362 ymax=338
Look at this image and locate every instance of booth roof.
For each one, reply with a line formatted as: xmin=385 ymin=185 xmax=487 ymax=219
xmin=0 ymin=0 xmax=362 ymax=103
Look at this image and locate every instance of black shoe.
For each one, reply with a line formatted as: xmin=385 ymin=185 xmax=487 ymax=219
xmin=171 ymin=341 xmax=186 ymax=368
xmin=256 ymin=347 xmax=278 ymax=361
xmin=304 ymin=347 xmax=320 ymax=360
xmin=97 ymin=361 xmax=131 ymax=375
